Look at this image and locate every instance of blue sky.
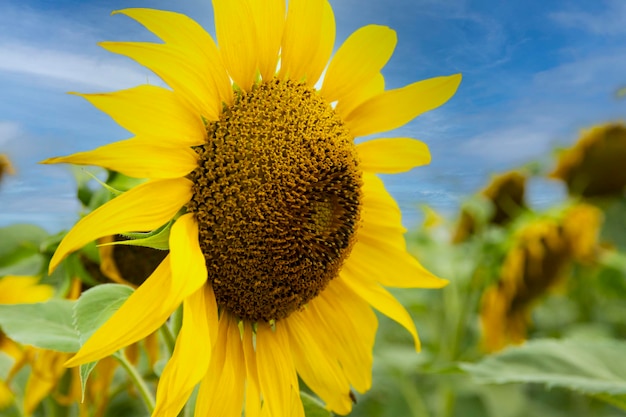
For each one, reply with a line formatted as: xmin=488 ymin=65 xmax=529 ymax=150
xmin=0 ymin=0 xmax=625 ymax=231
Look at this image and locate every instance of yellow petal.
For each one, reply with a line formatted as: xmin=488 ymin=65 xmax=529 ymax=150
xmin=311 ymin=279 xmax=376 ymax=393
xmin=360 ymin=172 xmax=404 ymax=237
xmin=154 ymin=286 xmax=212 ymax=417
xmin=113 ymin=8 xmax=233 ymax=106
xmin=66 ymin=216 xmax=206 ymax=367
xmin=41 ymin=137 xmax=198 ymax=179
xmin=256 ymin=322 xmax=304 ymax=417
xmin=280 ymin=0 xmax=335 ymax=86
xmin=242 ymin=322 xmax=261 ymax=417
xmin=306 ymin=1 xmax=335 ymax=87
xmin=340 ymin=269 xmax=421 ymax=351
xmin=24 ymin=350 xmax=69 ymax=414
xmin=249 ymin=0 xmax=285 ymax=81
xmin=205 ymin=284 xmax=219 ymax=346
xmin=212 ymin=0 xmax=258 ymax=91
xmin=334 ymin=73 xmax=384 ymax=120
xmin=322 ymin=25 xmax=396 ymax=103
xmin=66 ymin=258 xmax=173 ymax=365
xmin=0 ymin=380 xmax=13 ymax=409
xmin=357 ymin=138 xmax=431 ymax=174
xmin=169 ymin=213 xmax=208 ymax=304
xmin=355 ymin=173 xmax=448 ymax=288
xmin=194 ymin=313 xmax=245 ymax=417
xmin=345 ymin=73 xmax=462 ymax=137
xmin=286 ymin=310 xmax=352 ymax=414
xmin=49 ymin=178 xmax=191 ymax=272
xmin=100 ymin=42 xmax=223 ymax=121
xmin=72 ymin=86 xmax=206 ymax=146
xmin=0 ymin=276 xmax=53 ymax=304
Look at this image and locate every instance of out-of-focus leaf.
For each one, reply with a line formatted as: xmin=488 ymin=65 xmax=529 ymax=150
xmin=0 ymin=224 xmax=49 ymax=275
xmin=301 ymin=392 xmax=331 ymax=417
xmin=0 ymin=224 xmax=48 ymax=258
xmin=72 ymin=283 xmax=134 ymax=397
xmin=0 ymin=300 xmax=79 ymax=352
xmin=460 ymin=339 xmax=626 ymax=409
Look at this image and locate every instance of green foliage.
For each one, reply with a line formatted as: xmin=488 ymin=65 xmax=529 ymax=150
xmin=0 ymin=224 xmax=49 ymax=276
xmin=461 ymin=339 xmax=626 ymax=409
xmin=72 ymin=284 xmax=134 ymax=397
xmin=302 ymin=391 xmax=332 ymax=417
xmin=0 ymin=300 xmax=79 ymax=352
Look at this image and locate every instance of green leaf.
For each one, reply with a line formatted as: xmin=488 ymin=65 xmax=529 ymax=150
xmin=301 ymin=392 xmax=331 ymax=417
xmin=73 ymin=283 xmax=134 ymax=397
xmin=107 ymin=221 xmax=172 ymax=250
xmin=0 ymin=224 xmax=49 ymax=275
xmin=0 ymin=300 xmax=79 ymax=352
xmin=460 ymin=339 xmax=626 ymax=409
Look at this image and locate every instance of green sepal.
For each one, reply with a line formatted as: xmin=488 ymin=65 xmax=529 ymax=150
xmin=102 ymin=221 xmax=173 ymax=251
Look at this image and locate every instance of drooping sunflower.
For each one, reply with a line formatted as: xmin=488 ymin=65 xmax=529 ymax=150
xmin=550 ymin=123 xmax=626 ymax=198
xmin=480 ymin=204 xmax=602 ymax=352
xmin=44 ymin=1 xmax=460 ymax=415
xmin=453 ymin=171 xmax=527 ymax=243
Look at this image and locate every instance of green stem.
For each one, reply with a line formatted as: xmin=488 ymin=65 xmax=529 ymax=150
xmin=115 ymin=352 xmax=156 ymax=413
xmin=398 ymin=373 xmax=431 ymax=417
xmin=160 ymin=321 xmax=177 ymax=355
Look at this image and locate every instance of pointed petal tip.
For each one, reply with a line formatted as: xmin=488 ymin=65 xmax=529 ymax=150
xmin=63 ymin=354 xmax=83 ymax=368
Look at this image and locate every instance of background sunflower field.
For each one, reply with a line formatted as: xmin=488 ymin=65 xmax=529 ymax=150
xmin=2 ymin=120 xmax=626 ymax=417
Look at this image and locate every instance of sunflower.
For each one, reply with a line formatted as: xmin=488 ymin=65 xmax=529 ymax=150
xmin=452 ymin=171 xmax=526 ymax=243
xmin=550 ymin=123 xmax=626 ymax=198
xmin=0 ymin=277 xmax=120 ymax=416
xmin=480 ymin=204 xmax=602 ymax=352
xmin=98 ymin=235 xmax=168 ymax=287
xmin=0 ymin=276 xmax=54 ymax=410
xmin=43 ymin=1 xmax=460 ymax=415
xmin=0 ymin=154 xmax=15 ymax=185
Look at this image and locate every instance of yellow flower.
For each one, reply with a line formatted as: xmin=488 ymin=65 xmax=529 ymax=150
xmin=453 ymin=171 xmax=526 ymax=243
xmin=0 ymin=277 xmax=121 ymax=416
xmin=480 ymin=204 xmax=602 ymax=352
xmin=0 ymin=276 xmax=54 ymax=411
xmin=0 ymin=154 xmax=14 ymax=184
xmin=550 ymin=123 xmax=626 ymax=198
xmin=43 ymin=2 xmax=460 ymax=415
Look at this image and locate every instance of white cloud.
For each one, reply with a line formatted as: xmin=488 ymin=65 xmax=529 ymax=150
xmin=550 ymin=0 xmax=626 ymax=36
xmin=0 ymin=42 xmax=156 ymax=91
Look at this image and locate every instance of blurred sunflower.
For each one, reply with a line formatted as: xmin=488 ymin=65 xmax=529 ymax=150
xmin=0 ymin=277 xmax=119 ymax=417
xmin=480 ymin=204 xmax=602 ymax=352
xmin=550 ymin=123 xmax=626 ymax=198
xmin=43 ymin=1 xmax=460 ymax=415
xmin=453 ymin=171 xmax=526 ymax=243
xmin=0 ymin=154 xmax=15 ymax=185
xmin=0 ymin=276 xmax=53 ymax=410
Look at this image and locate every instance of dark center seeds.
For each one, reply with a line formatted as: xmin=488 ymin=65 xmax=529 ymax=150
xmin=187 ymin=79 xmax=362 ymax=322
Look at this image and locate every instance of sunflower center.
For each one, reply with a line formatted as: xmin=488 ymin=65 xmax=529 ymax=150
xmin=187 ymin=79 xmax=362 ymax=322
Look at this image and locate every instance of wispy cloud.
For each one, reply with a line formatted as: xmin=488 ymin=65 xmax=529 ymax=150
xmin=0 ymin=42 xmax=152 ymax=91
xmin=550 ymin=0 xmax=626 ymax=36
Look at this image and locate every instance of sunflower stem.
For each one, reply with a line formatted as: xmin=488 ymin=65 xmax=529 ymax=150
xmin=116 ymin=351 xmax=156 ymax=413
